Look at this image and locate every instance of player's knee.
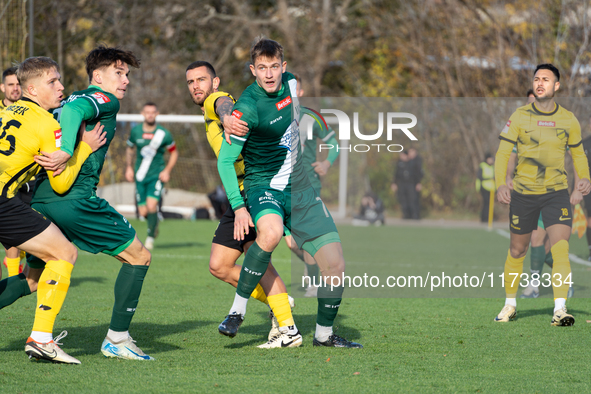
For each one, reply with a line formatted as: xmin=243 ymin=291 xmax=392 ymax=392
xmin=256 ymin=228 xmax=283 ymax=251
xmin=509 ymin=245 xmax=527 ymax=259
xmin=60 ymin=243 xmax=78 ymax=265
xmin=209 ymin=258 xmax=230 ymax=280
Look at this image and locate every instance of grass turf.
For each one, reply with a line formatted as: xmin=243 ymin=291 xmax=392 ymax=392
xmin=1 ymin=219 xmax=591 ymax=393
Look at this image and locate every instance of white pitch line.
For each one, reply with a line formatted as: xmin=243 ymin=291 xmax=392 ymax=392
xmin=494 ymin=228 xmax=591 ymax=267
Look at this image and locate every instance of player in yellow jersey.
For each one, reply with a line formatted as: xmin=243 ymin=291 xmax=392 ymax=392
xmin=494 ymin=63 xmax=591 ymax=325
xmin=0 ymin=66 xmax=27 ymax=278
xmin=0 ymin=56 xmax=105 ymax=363
xmin=186 ymin=61 xmax=297 ymax=345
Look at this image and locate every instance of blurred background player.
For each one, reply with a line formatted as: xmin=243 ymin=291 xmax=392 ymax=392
xmin=186 ymin=60 xmax=294 ymax=341
xmin=0 ymin=66 xmax=29 ymax=278
xmin=581 ymin=116 xmax=591 ymax=260
xmin=284 ymin=73 xmax=340 ymax=297
xmin=476 ymin=153 xmax=495 ymax=223
xmin=391 ymin=147 xmax=423 ymax=219
xmin=125 ymin=102 xmax=178 ymax=250
xmin=494 ymin=64 xmax=590 ymax=326
xmin=0 ymin=56 xmax=106 ymax=364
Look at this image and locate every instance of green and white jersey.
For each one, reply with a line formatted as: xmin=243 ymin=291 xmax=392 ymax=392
xmin=217 ymin=72 xmax=311 ymax=210
xmin=33 ymin=85 xmax=119 ymax=202
xmin=127 ymin=124 xmax=175 ymax=182
xmin=299 ymin=107 xmax=338 ymax=190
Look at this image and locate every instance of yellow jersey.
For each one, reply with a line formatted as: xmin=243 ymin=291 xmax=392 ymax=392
xmin=202 ymin=91 xmax=246 ymax=190
xmin=0 ymin=98 xmax=92 ymax=198
xmin=498 ymin=102 xmax=590 ymax=195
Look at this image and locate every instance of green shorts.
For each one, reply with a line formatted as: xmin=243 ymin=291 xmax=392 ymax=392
xmin=27 ymin=197 xmax=136 ymax=269
xmin=135 ymin=178 xmax=163 ymax=205
xmin=247 ymin=187 xmax=338 ymax=250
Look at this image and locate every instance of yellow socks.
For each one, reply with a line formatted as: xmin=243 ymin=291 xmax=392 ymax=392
xmin=4 ymin=257 xmax=21 ymax=277
xmin=32 ymin=260 xmax=74 ymax=333
xmin=551 ymin=240 xmax=571 ymax=299
xmin=503 ymin=250 xmax=525 ymax=298
xmin=267 ymin=293 xmax=295 ymax=327
xmin=250 ymin=284 xmax=269 ymax=305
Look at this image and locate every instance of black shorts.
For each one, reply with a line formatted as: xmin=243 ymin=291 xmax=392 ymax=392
xmin=0 ymin=196 xmax=52 ymax=249
xmin=509 ymin=189 xmax=572 ymax=234
xmin=16 ymin=180 xmax=36 ymax=205
xmin=212 ymin=205 xmax=257 ymax=252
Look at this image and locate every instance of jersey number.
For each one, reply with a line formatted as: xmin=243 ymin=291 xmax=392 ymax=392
xmin=0 ymin=118 xmax=19 ymax=156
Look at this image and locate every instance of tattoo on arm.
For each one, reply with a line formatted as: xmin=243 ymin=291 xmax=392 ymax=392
xmin=215 ymin=96 xmax=234 ymax=120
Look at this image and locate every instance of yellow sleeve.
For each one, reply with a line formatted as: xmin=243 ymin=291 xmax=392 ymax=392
xmin=495 ymin=140 xmax=514 ymax=187
xmin=567 ymin=117 xmax=590 ymax=181
xmin=46 ymin=142 xmax=92 ymax=194
xmin=203 ymin=91 xmax=234 ymax=121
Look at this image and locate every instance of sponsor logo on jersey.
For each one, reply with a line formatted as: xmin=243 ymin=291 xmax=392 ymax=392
xmin=537 ymin=120 xmax=555 ymax=127
xmin=142 ymin=133 xmax=154 ymax=140
xmin=501 ymin=120 xmax=511 ymax=134
xmin=276 ymin=96 xmax=292 ymax=111
xmin=54 ymin=129 xmax=62 ymax=147
xmin=232 ymin=110 xmax=243 ymax=119
xmin=270 ymin=116 xmax=283 ymax=125
xmin=92 ymin=92 xmax=111 ymax=104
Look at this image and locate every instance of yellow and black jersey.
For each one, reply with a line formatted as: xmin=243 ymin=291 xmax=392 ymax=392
xmin=0 ymin=98 xmax=61 ymax=198
xmin=202 ymin=91 xmax=246 ymax=191
xmin=498 ymin=102 xmax=590 ymax=195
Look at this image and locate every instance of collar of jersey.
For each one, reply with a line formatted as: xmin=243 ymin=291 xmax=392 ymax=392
xmin=20 ymin=97 xmax=40 ymax=108
xmin=531 ymin=102 xmax=559 ymax=116
xmin=88 ymin=84 xmax=105 ymax=91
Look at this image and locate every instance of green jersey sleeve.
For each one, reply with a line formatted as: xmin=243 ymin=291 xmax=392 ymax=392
xmin=217 ymin=136 xmax=247 ymax=210
xmin=59 ymin=96 xmax=98 ymax=155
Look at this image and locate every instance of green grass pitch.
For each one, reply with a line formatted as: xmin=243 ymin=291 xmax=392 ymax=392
xmin=2 ymin=219 xmax=591 ymax=392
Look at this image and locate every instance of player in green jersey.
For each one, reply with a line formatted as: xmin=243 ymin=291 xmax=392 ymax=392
xmin=2 ymin=46 xmax=155 ymax=361
xmin=283 ymin=73 xmax=339 ymax=297
xmin=217 ymin=38 xmax=362 ymax=348
xmin=125 ymin=102 xmax=178 ymax=250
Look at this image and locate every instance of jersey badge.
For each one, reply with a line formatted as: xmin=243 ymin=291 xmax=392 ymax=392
xmin=92 ymin=92 xmax=111 ymax=104
xmin=232 ymin=110 xmax=243 ymax=119
xmin=501 ymin=120 xmax=511 ymax=134
xmin=54 ymin=129 xmax=62 ymax=148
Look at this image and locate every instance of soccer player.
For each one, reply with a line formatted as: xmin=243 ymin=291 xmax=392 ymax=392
xmin=494 ymin=63 xmax=591 ymax=325
xmin=217 ymin=38 xmax=362 ymax=348
xmin=580 ymin=116 xmax=591 ymax=260
xmin=185 ymin=60 xmax=295 ymax=342
xmin=22 ymin=46 xmax=154 ymax=360
xmin=125 ymin=102 xmax=178 ymax=250
xmin=0 ymin=56 xmax=106 ymax=363
xmin=1 ymin=66 xmax=27 ymax=278
xmin=284 ymin=73 xmax=339 ymax=297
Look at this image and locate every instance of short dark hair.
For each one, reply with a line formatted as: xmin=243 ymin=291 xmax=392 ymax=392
xmin=17 ymin=57 xmax=59 ymax=86
xmin=526 ymin=89 xmax=534 ymax=97
xmin=534 ymin=63 xmax=560 ymax=81
xmin=186 ymin=61 xmax=216 ymax=78
xmin=85 ymin=45 xmax=140 ymax=82
xmin=2 ymin=66 xmax=17 ymax=83
xmin=143 ymin=102 xmax=157 ymax=109
xmin=250 ymin=37 xmax=284 ymax=64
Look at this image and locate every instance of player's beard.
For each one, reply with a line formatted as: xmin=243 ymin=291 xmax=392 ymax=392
xmin=145 ymin=120 xmax=156 ymax=126
xmin=192 ymin=87 xmax=213 ymax=107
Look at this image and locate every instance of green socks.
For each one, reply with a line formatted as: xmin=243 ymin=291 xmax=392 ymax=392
xmin=236 ymin=241 xmax=271 ymax=299
xmin=109 ymin=264 xmax=149 ymax=332
xmin=0 ymin=273 xmax=31 ymax=309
